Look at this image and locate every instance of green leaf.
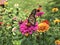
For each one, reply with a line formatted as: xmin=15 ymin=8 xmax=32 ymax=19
xmin=21 ymin=38 xmax=33 ymax=45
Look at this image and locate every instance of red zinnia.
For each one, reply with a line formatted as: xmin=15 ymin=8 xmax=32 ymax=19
xmin=41 ymin=20 xmax=49 ymax=25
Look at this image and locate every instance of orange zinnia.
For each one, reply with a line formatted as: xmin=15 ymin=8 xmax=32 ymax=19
xmin=37 ymin=23 xmax=49 ymax=32
xmin=55 ymin=40 xmax=60 ymax=45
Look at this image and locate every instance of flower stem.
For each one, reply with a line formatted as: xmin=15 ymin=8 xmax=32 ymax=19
xmin=36 ymin=33 xmax=41 ymax=45
xmin=42 ymin=32 xmax=45 ymax=45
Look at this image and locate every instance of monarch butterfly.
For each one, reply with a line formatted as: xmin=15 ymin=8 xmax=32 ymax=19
xmin=27 ymin=5 xmax=42 ymax=26
xmin=28 ymin=9 xmax=36 ymax=26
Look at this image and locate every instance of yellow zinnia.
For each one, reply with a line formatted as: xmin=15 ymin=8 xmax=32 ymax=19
xmin=54 ymin=18 xmax=60 ymax=24
xmin=4 ymin=1 xmax=8 ymax=6
xmin=37 ymin=23 xmax=49 ymax=32
xmin=55 ymin=40 xmax=60 ymax=45
xmin=52 ymin=8 xmax=58 ymax=12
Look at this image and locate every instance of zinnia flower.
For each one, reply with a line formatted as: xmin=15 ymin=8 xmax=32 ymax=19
xmin=41 ymin=20 xmax=49 ymax=25
xmin=55 ymin=40 xmax=60 ymax=45
xmin=19 ymin=20 xmax=38 ymax=36
xmin=52 ymin=7 xmax=58 ymax=12
xmin=53 ymin=18 xmax=60 ymax=24
xmin=36 ymin=12 xmax=44 ymax=17
xmin=0 ymin=0 xmax=7 ymax=5
xmin=37 ymin=22 xmax=49 ymax=32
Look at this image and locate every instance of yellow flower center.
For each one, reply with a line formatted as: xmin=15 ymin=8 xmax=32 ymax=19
xmin=52 ymin=8 xmax=58 ymax=12
xmin=25 ymin=33 xmax=29 ymax=36
xmin=4 ymin=2 xmax=8 ymax=5
xmin=55 ymin=40 xmax=60 ymax=45
xmin=27 ymin=23 xmax=31 ymax=26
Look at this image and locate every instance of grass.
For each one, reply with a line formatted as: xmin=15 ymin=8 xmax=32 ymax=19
xmin=7 ymin=0 xmax=49 ymax=21
xmin=8 ymin=0 xmax=48 ymax=11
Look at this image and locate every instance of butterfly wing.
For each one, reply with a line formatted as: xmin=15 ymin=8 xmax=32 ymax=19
xmin=28 ymin=15 xmax=36 ymax=25
xmin=28 ymin=9 xmax=36 ymax=25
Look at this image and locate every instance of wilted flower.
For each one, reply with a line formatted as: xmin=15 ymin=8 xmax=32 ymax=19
xmin=37 ymin=22 xmax=49 ymax=32
xmin=55 ymin=40 xmax=60 ymax=45
xmin=0 ymin=22 xmax=3 ymax=26
xmin=12 ymin=16 xmax=18 ymax=20
xmin=36 ymin=12 xmax=44 ymax=17
xmin=19 ymin=20 xmax=38 ymax=36
xmin=12 ymin=27 xmax=17 ymax=32
xmin=52 ymin=7 xmax=58 ymax=12
xmin=14 ymin=3 xmax=19 ymax=8
xmin=53 ymin=18 xmax=60 ymax=24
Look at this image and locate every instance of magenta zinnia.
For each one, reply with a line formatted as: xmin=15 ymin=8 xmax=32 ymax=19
xmin=19 ymin=20 xmax=38 ymax=36
xmin=36 ymin=12 xmax=44 ymax=17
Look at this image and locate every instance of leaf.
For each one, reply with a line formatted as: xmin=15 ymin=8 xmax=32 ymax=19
xmin=21 ymin=38 xmax=33 ymax=45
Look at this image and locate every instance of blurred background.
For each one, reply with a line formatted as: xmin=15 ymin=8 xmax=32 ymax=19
xmin=0 ymin=0 xmax=60 ymax=45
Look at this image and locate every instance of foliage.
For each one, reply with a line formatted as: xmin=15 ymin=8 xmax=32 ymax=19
xmin=0 ymin=0 xmax=60 ymax=45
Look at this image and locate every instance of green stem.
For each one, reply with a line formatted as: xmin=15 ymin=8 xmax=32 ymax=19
xmin=36 ymin=33 xmax=41 ymax=45
xmin=42 ymin=32 xmax=45 ymax=45
xmin=16 ymin=8 xmax=19 ymax=15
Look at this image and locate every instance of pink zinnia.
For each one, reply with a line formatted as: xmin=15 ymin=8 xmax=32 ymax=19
xmin=19 ymin=20 xmax=38 ymax=35
xmin=0 ymin=0 xmax=7 ymax=5
xmin=36 ymin=12 xmax=45 ymax=17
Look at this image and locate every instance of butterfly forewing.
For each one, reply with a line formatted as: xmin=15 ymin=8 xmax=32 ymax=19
xmin=28 ymin=9 xmax=37 ymax=25
xmin=28 ymin=14 xmax=36 ymax=25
